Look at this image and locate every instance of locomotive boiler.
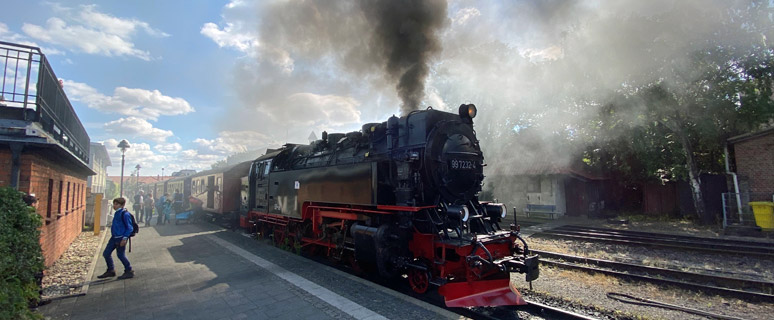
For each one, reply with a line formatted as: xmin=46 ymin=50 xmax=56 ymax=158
xmin=243 ymin=105 xmax=539 ymax=307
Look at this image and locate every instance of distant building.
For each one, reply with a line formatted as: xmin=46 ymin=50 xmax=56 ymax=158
xmin=484 ymin=160 xmax=610 ymax=221
xmin=87 ymin=143 xmax=111 ymax=194
xmin=0 ymin=41 xmax=95 ymax=266
xmin=85 ymin=142 xmax=111 ymax=227
xmin=171 ymin=169 xmax=196 ymax=177
xmin=728 ymin=126 xmax=774 ymax=201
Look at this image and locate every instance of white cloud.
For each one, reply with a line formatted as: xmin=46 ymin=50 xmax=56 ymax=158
xmin=154 ymin=142 xmax=182 ymax=154
xmin=201 ymin=22 xmax=257 ymax=53
xmin=103 ymin=117 xmax=173 ymax=142
xmin=21 ymin=4 xmax=167 ymax=60
xmin=270 ymin=93 xmax=361 ymax=127
xmin=453 ymin=7 xmax=481 ymax=26
xmin=523 ymin=45 xmax=563 ymax=61
xmin=62 ymin=80 xmax=194 ymax=120
xmin=76 ymin=4 xmax=169 ymax=38
xmin=103 ymin=138 xmax=169 ymax=174
xmin=0 ymin=22 xmax=64 ymax=55
xmin=194 ymin=130 xmax=275 ymax=156
xmin=226 ymin=0 xmax=247 ymax=9
xmin=177 ymin=149 xmax=225 ymax=170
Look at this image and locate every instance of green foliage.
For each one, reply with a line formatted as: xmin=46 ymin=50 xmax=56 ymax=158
xmin=583 ymin=44 xmax=774 ymax=183
xmin=105 ymin=180 xmax=119 ymax=201
xmin=0 ymin=187 xmax=45 ymax=320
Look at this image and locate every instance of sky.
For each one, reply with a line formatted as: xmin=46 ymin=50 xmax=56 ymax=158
xmin=1 ymin=0 xmax=766 ymax=178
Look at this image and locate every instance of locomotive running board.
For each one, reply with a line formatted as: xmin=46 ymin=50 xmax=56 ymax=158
xmin=437 ymin=279 xmax=526 ymax=307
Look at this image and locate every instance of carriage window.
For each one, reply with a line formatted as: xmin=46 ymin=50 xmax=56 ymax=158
xmin=264 ymin=160 xmax=271 ymax=175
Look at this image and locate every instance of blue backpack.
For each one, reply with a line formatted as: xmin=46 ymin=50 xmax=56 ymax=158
xmin=122 ymin=209 xmax=139 ymax=237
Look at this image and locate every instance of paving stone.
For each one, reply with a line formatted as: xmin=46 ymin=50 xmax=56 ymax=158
xmin=39 ymin=223 xmax=452 ymax=320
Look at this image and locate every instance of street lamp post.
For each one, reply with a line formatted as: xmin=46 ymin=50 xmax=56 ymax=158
xmin=117 ymin=140 xmax=131 ymax=197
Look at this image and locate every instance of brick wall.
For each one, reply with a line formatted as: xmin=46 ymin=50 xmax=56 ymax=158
xmin=0 ymin=146 xmax=88 ymax=267
xmin=734 ymin=132 xmax=774 ymax=196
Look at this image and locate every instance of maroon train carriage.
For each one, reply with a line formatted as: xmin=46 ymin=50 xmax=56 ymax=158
xmin=242 ymin=105 xmax=539 ymax=307
xmin=189 ymin=160 xmax=252 ymax=221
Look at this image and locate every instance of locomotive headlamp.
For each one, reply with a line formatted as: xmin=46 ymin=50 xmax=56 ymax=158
xmin=458 ymin=104 xmax=477 ymax=119
xmin=483 ymin=203 xmax=507 ymax=219
xmin=446 ymin=205 xmax=470 ymax=222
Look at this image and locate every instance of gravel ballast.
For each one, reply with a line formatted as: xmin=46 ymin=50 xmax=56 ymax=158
xmin=41 ymin=232 xmax=104 ymax=298
xmin=506 ymin=219 xmax=774 ymax=319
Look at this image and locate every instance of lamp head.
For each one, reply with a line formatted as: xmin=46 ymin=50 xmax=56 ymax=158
xmin=118 ymin=139 xmax=131 ymax=152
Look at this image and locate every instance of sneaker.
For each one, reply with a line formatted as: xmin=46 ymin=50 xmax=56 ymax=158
xmin=97 ymin=270 xmax=116 ymax=279
xmin=117 ymin=270 xmax=135 ymax=279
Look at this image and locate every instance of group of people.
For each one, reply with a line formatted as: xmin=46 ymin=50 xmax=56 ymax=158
xmin=132 ymin=190 xmax=175 ymax=226
xmin=98 ymin=190 xmax=179 ymax=280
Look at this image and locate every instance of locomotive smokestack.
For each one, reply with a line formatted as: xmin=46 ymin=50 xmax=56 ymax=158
xmin=361 ymin=0 xmax=449 ymax=115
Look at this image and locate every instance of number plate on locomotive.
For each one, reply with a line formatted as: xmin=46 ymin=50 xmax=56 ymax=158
xmin=450 ymin=159 xmax=475 ymax=170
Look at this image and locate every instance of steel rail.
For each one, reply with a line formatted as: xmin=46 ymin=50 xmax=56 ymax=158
xmin=519 ymin=299 xmax=601 ymax=320
xmin=557 ymin=225 xmax=774 ymax=251
xmin=550 ymin=227 xmax=774 ymax=254
xmin=537 ymin=230 xmax=774 ymax=258
xmin=538 ymin=257 xmax=774 ymax=302
xmin=532 ymin=249 xmax=774 ymax=294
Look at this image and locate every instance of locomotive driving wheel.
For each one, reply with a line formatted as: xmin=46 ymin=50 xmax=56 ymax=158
xmin=408 ymin=268 xmax=430 ymax=294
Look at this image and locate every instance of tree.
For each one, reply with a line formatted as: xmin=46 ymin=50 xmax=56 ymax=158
xmin=584 ymin=45 xmax=774 ymax=220
xmin=211 ymin=159 xmax=227 ymax=169
xmin=105 ymin=180 xmax=119 ymax=201
xmin=0 ymin=187 xmax=44 ymax=319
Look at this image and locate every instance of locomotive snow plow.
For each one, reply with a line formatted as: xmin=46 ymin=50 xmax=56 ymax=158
xmin=437 ymin=244 xmax=539 ymax=307
xmin=410 ymin=228 xmax=540 ymax=307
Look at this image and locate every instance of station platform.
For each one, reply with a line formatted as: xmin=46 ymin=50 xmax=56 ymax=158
xmin=38 ymin=223 xmax=460 ymax=320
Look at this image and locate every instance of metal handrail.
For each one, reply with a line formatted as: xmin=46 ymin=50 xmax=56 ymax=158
xmin=0 ymin=40 xmax=89 ymax=164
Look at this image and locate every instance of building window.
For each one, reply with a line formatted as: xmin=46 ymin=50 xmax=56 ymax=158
xmin=66 ymin=182 xmax=70 ymax=214
xmin=527 ymin=177 xmax=541 ymax=193
xmin=58 ymin=181 xmax=63 ymax=218
xmin=46 ymin=179 xmax=53 ymax=221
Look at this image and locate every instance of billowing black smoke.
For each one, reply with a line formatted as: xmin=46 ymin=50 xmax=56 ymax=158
xmin=360 ymin=0 xmax=448 ymax=114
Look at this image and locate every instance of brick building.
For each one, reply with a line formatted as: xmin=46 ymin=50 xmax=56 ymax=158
xmin=0 ymin=41 xmax=94 ymax=266
xmin=728 ymin=126 xmax=774 ymax=201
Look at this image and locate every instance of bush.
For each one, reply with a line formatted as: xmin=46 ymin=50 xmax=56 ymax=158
xmin=0 ymin=187 xmax=44 ymax=320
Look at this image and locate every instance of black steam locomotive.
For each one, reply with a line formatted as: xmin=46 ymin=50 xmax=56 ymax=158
xmin=242 ymin=104 xmax=539 ymax=307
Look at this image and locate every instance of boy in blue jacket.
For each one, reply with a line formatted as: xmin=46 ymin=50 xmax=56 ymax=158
xmin=98 ymin=197 xmax=134 ymax=279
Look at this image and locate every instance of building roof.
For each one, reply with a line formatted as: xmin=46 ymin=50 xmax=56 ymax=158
xmin=489 ymin=159 xmax=607 ymax=181
xmin=89 ymin=142 xmax=112 ymax=167
xmin=727 ymin=126 xmax=774 ymax=144
xmin=107 ymin=176 xmax=174 ymax=185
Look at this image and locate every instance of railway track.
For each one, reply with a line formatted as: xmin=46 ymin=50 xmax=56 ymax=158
xmin=536 ymin=225 xmax=774 ymax=258
xmin=534 ymin=249 xmax=774 ymax=302
xmin=453 ymin=298 xmax=603 ymax=320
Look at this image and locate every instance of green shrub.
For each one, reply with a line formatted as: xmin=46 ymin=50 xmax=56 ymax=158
xmin=0 ymin=187 xmax=44 ymax=320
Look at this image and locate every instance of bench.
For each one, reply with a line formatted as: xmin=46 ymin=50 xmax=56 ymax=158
xmin=523 ymin=204 xmax=558 ymax=219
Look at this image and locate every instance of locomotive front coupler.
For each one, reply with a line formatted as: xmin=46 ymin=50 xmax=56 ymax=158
xmin=497 ymin=255 xmax=540 ymax=282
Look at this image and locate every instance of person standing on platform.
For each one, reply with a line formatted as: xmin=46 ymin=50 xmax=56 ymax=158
xmin=163 ymin=197 xmax=173 ymax=224
xmin=133 ymin=190 xmax=144 ymax=223
xmin=157 ymin=193 xmax=168 ymax=225
xmin=98 ymin=197 xmax=134 ymax=279
xmin=144 ymin=193 xmax=154 ymax=226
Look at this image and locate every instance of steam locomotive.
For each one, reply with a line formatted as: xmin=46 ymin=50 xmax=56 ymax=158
xmin=241 ymin=105 xmax=539 ymax=307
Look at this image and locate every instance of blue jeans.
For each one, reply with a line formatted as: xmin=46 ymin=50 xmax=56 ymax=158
xmin=145 ymin=208 xmax=153 ymax=224
xmin=103 ymin=237 xmax=132 ymax=272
